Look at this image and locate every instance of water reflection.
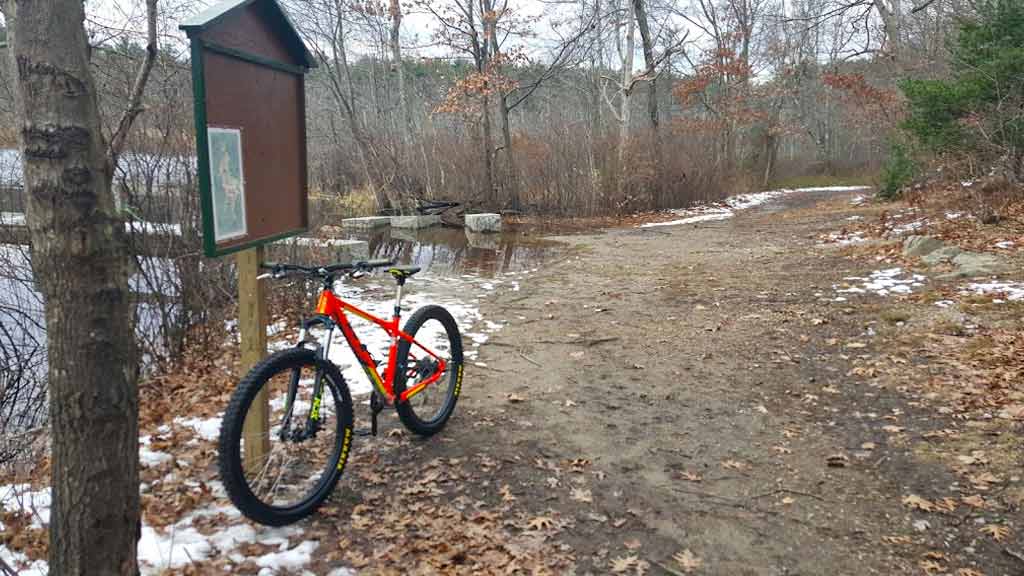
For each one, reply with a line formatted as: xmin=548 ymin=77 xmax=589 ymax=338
xmin=349 ymin=225 xmax=560 ymax=277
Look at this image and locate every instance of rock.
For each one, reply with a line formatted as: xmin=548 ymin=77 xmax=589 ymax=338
xmin=390 ymin=215 xmax=441 ymax=229
xmin=903 ymin=235 xmax=944 ymax=257
xmin=464 ymin=213 xmax=502 ymax=233
xmin=938 ymin=252 xmax=1007 ymax=279
xmin=921 ymin=245 xmax=963 ymax=266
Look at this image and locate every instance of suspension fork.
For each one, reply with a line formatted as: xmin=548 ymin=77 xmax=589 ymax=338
xmin=282 ymin=316 xmax=336 ymax=440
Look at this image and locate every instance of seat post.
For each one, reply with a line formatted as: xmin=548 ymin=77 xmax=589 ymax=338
xmin=393 ymin=276 xmax=405 ymax=320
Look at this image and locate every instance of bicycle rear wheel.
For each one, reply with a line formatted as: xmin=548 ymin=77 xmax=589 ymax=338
xmin=218 ymin=347 xmax=353 ymax=526
xmin=394 ymin=305 xmax=464 ymax=436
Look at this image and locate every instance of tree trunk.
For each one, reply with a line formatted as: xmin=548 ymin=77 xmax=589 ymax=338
xmin=480 ymin=91 xmax=495 ymax=207
xmin=498 ymin=95 xmax=520 ymax=211
xmin=617 ymin=0 xmax=635 ymax=169
xmin=388 ymin=0 xmax=411 ymax=132
xmin=873 ymin=0 xmax=902 ymax=61
xmin=632 ymin=0 xmax=661 ymax=206
xmin=7 ymin=1 xmax=140 ymax=573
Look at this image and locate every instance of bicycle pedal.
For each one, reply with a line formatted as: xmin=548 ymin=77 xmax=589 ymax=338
xmin=354 ymin=428 xmax=374 ymax=437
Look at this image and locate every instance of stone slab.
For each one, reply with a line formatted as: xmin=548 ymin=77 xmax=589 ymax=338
xmin=342 ymin=216 xmax=391 ymax=230
xmin=391 ymin=215 xmax=440 ymax=229
xmin=465 ymin=213 xmax=502 ymax=233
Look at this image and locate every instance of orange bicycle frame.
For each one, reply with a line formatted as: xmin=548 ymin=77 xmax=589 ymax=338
xmin=313 ymin=288 xmax=447 ymax=403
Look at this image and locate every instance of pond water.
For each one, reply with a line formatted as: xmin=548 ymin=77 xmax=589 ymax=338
xmin=339 ymin=224 xmax=561 ymax=278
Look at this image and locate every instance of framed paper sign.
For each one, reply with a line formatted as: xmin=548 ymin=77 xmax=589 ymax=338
xmin=208 ymin=127 xmax=247 ymax=242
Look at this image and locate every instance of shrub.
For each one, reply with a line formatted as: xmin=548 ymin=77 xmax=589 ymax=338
xmin=879 ymin=140 xmax=917 ymax=199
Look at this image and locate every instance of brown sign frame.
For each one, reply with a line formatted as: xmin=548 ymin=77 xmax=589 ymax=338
xmin=181 ymin=0 xmax=316 ymax=257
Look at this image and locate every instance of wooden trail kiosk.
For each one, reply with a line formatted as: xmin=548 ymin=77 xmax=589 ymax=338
xmin=181 ymin=0 xmax=316 ymax=467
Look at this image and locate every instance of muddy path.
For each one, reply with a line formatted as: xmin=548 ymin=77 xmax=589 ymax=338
xmin=306 ymin=188 xmax=1021 ymax=576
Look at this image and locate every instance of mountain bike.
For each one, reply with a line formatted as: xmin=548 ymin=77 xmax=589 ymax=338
xmin=217 ymin=259 xmax=464 ymax=526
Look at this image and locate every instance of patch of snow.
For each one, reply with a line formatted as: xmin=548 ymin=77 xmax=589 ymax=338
xmin=821 ymin=231 xmax=866 ymax=245
xmin=945 ymin=211 xmax=965 ymax=220
xmin=175 ymin=416 xmax=222 ymax=442
xmin=993 ymin=240 xmax=1015 ymax=249
xmin=641 ymin=185 xmax=871 ymax=228
xmin=962 ymin=281 xmax=1024 ymax=302
xmin=935 ymin=300 xmax=955 ymax=308
xmin=254 ymin=540 xmax=318 ymax=573
xmin=641 ymin=210 xmax=734 ymax=228
xmin=1 ymin=484 xmax=50 ymax=528
xmin=836 ymin=268 xmax=927 ymax=297
xmin=888 ymin=219 xmax=928 ymax=236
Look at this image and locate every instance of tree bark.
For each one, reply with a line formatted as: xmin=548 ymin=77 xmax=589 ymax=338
xmin=6 ymin=0 xmax=140 ymax=573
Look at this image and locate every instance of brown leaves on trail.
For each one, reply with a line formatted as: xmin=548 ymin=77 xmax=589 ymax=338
xmin=968 ymin=472 xmax=1001 ymax=491
xmin=526 ymin=516 xmax=554 ymax=531
xmin=961 ymin=494 xmax=987 ymax=509
xmin=956 ymin=569 xmax=985 ymax=576
xmin=610 ymin=554 xmax=649 ymax=574
xmin=981 ymin=524 xmax=1010 ymax=542
xmin=673 ymin=549 xmax=702 ymax=573
xmin=721 ymin=459 xmax=748 ymax=471
xmin=570 ymin=487 xmax=593 ymax=503
xmin=902 ymin=494 xmax=935 ymax=512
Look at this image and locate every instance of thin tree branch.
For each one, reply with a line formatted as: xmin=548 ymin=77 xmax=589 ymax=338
xmin=107 ymin=0 xmax=158 ymax=168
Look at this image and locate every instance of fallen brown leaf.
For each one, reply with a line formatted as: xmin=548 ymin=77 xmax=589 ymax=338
xmin=673 ymin=549 xmax=702 ymax=573
xmin=902 ymin=494 xmax=934 ymax=512
xmin=981 ymin=524 xmax=1010 ymax=542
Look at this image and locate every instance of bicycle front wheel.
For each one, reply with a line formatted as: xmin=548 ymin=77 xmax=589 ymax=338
xmin=394 ymin=305 xmax=464 ymax=436
xmin=218 ymin=347 xmax=354 ymax=526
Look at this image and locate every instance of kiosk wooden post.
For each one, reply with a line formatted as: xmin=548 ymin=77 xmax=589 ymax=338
xmin=238 ymin=246 xmax=269 ymax=467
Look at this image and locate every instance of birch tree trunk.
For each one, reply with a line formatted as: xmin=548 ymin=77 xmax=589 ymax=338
xmin=617 ymin=0 xmax=635 ymax=168
xmin=6 ymin=0 xmax=140 ymax=573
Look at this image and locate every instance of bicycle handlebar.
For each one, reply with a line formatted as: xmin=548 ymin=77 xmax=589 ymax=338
xmin=258 ymin=258 xmax=396 ymax=280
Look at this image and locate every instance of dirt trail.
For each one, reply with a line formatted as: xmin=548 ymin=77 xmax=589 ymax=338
xmin=300 ymin=188 xmax=1023 ymax=576
xmin=347 ymin=188 xmax=1019 ymax=576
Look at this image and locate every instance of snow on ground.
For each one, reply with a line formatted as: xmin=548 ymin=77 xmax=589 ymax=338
xmin=640 ymin=186 xmax=871 ymax=229
xmin=820 ymin=230 xmax=867 ymax=246
xmin=833 ymin=268 xmax=927 ymax=300
xmin=962 ymin=281 xmax=1024 ymax=302
xmin=2 ymin=480 xmax=328 ymax=575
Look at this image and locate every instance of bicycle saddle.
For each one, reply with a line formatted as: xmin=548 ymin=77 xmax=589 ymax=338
xmin=387 ymin=265 xmax=421 ymax=279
